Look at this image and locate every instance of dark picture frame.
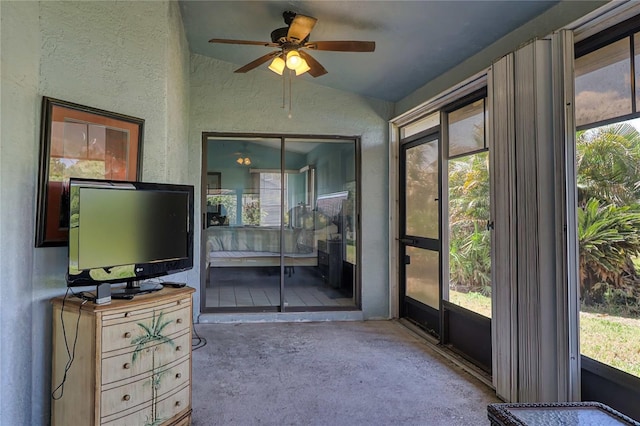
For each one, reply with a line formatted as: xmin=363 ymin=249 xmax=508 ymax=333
xmin=206 ymin=172 xmax=221 ymax=194
xmin=35 ymin=97 xmax=144 ymax=247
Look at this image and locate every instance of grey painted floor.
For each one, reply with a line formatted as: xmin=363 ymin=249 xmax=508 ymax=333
xmin=191 ymin=320 xmax=499 ymax=425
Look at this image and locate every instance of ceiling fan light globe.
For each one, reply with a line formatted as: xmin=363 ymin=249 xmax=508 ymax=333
xmin=236 ymin=157 xmax=244 ymax=165
xmin=244 ymin=158 xmax=251 ymax=166
xmin=268 ymin=56 xmax=285 ymax=75
xmin=286 ymin=50 xmax=302 ymax=69
xmin=294 ymin=59 xmax=311 ymax=76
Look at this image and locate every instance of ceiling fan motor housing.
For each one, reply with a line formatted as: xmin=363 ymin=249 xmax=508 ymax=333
xmin=282 ymin=11 xmax=297 ymax=25
xmin=270 ymin=27 xmax=289 ymax=43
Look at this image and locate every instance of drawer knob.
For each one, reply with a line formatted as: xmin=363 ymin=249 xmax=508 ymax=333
xmin=176 ymin=346 xmax=182 ymax=352
xmin=176 ymin=318 xmax=183 ymax=324
xmin=123 ymin=363 xmax=131 ymax=369
xmin=175 ymin=401 xmax=181 ymax=407
xmin=177 ymin=300 xmax=182 ymax=305
xmin=123 ymin=394 xmax=130 ymax=401
xmin=124 ymin=332 xmax=131 ymax=338
xmin=176 ymin=373 xmax=182 ymax=379
xmin=124 ymin=312 xmax=130 ymax=318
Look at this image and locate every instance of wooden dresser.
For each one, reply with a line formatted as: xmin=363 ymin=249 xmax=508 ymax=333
xmin=51 ymin=286 xmax=195 ymax=426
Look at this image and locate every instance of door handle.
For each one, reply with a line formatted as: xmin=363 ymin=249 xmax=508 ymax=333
xmin=404 ymin=255 xmax=411 ymax=265
xmin=398 ymin=238 xmax=416 ymax=245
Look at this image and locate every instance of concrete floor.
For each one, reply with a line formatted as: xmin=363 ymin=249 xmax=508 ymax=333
xmin=191 ymin=320 xmax=499 ymax=425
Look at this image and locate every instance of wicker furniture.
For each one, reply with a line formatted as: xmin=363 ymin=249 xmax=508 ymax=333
xmin=488 ymin=402 xmax=640 ymax=426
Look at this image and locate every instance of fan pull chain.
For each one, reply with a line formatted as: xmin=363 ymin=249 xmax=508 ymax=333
xmin=288 ymin=68 xmax=293 ymax=119
xmin=281 ymin=68 xmax=286 ymax=109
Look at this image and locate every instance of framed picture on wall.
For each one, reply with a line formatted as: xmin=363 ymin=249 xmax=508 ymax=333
xmin=206 ymin=172 xmax=222 ymax=214
xmin=35 ymin=97 xmax=144 ymax=247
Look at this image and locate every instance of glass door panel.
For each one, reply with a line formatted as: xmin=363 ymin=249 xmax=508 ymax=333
xmin=202 ymin=134 xmax=359 ymax=313
xmin=203 ymin=137 xmax=282 ymax=311
xmin=400 ymin=135 xmax=441 ymax=334
xmin=405 ymin=142 xmax=439 ymax=239
xmin=283 ymin=139 xmax=357 ymax=309
xmin=405 ymin=246 xmax=439 ymax=309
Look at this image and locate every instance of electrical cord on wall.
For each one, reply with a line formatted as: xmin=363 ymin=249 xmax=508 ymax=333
xmin=51 ymin=289 xmax=87 ymax=400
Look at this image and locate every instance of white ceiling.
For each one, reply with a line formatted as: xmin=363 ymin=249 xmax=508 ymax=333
xmin=179 ymin=1 xmax=558 ymax=102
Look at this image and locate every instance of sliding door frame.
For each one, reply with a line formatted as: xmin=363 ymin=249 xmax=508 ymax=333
xmin=200 ymin=131 xmax=362 ymax=314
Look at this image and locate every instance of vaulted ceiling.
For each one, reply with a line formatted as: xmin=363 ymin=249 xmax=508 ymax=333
xmin=179 ymin=1 xmax=559 ymax=102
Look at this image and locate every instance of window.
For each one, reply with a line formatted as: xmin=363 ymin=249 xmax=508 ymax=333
xmin=446 ymin=96 xmax=491 ymax=318
xmin=258 ymin=172 xmax=288 ymax=227
xmin=575 ymin=25 xmax=640 ymax=379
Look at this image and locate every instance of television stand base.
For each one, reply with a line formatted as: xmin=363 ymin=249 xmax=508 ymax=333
xmin=111 ymin=282 xmax=163 ymax=299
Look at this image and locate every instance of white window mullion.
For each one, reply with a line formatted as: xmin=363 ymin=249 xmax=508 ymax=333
xmin=551 ymin=29 xmax=581 ymax=402
xmin=489 ymin=52 xmax=518 ymax=402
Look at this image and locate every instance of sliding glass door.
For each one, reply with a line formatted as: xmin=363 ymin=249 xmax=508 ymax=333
xmin=283 ymin=139 xmax=357 ymax=310
xmin=201 ymin=134 xmax=359 ymax=313
xmin=202 ymin=137 xmax=282 ymax=310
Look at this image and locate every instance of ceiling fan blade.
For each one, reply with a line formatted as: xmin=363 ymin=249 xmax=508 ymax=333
xmin=234 ymin=51 xmax=281 ymax=73
xmin=298 ymin=51 xmax=327 ymax=78
xmin=304 ymin=41 xmax=375 ymax=52
xmin=287 ymin=14 xmax=317 ymax=43
xmin=209 ymin=38 xmax=279 ymax=47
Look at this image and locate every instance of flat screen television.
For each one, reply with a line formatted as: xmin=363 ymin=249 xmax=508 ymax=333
xmin=66 ymin=178 xmax=194 ymax=298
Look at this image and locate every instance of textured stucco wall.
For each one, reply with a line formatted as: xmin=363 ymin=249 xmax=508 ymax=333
xmin=0 ymin=2 xmax=41 ymax=424
xmin=0 ymin=2 xmax=191 ymax=424
xmin=189 ymin=54 xmax=394 ymax=319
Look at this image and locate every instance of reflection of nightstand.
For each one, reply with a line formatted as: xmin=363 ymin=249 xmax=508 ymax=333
xmin=318 ymin=239 xmax=343 ymax=288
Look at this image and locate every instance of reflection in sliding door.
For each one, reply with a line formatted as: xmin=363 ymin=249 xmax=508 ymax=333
xmin=283 ymin=139 xmax=357 ymax=309
xmin=203 ymin=137 xmax=282 ymax=311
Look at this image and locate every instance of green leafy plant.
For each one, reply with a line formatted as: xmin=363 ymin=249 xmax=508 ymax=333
xmin=448 ymin=152 xmax=492 ymax=297
xmin=577 ymin=198 xmax=640 ymax=305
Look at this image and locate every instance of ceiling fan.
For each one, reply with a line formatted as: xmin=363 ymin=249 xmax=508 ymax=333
xmin=208 ymin=11 xmax=375 ymax=78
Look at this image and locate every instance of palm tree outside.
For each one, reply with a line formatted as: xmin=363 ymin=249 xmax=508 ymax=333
xmin=576 ymin=121 xmax=640 ymax=378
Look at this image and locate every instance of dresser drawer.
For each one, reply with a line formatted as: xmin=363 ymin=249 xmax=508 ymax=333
xmin=101 ymin=357 xmax=190 ymax=418
xmin=102 ymin=384 xmax=190 ymax=426
xmin=102 ymin=304 xmax=191 ymax=354
xmin=155 ymin=383 xmax=191 ymax=423
xmin=102 ymin=298 xmax=191 ymax=327
xmin=102 ymin=331 xmax=191 ymax=384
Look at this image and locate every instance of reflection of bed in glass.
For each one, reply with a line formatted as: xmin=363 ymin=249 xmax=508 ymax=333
xmin=205 ymin=221 xmax=338 ymax=269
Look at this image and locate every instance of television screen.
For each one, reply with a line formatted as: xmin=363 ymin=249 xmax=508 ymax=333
xmin=67 ymin=178 xmax=194 ymax=291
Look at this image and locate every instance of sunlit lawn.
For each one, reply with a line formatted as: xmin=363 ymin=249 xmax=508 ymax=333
xmin=580 ymin=312 xmax=640 ymax=377
xmin=449 ymin=290 xmax=492 ymax=318
xmin=449 ymin=290 xmax=640 ymax=378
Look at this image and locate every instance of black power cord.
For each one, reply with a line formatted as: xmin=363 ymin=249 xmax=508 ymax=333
xmin=192 ymin=319 xmax=207 ymax=351
xmin=51 ymin=289 xmax=86 ymax=400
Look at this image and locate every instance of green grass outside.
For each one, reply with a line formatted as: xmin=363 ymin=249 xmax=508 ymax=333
xmin=449 ymin=290 xmax=640 ymax=378
xmin=449 ymin=290 xmax=492 ymax=318
xmin=580 ymin=312 xmax=640 ymax=377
